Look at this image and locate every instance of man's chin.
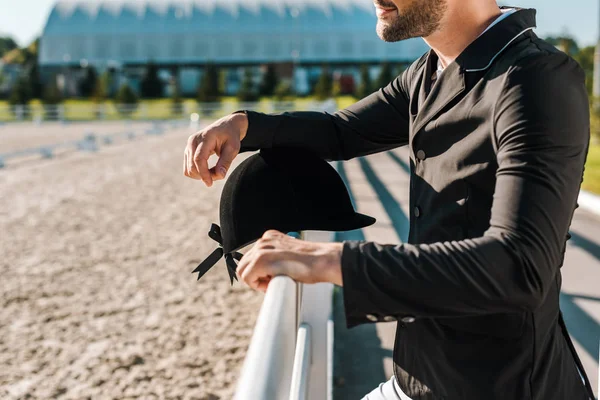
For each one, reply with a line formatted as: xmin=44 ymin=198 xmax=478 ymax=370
xmin=376 ymin=23 xmax=404 ymax=42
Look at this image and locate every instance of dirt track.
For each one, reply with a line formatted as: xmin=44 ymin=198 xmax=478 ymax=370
xmin=0 ymin=122 xmax=262 ymax=399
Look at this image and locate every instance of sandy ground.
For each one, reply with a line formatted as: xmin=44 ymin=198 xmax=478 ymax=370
xmin=0 ymin=122 xmax=263 ymax=399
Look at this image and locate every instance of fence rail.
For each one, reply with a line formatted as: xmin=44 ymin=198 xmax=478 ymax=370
xmin=0 ymin=99 xmax=338 ymax=123
xmin=235 ymin=231 xmax=334 ymax=400
xmin=234 ymin=276 xmax=299 ymax=400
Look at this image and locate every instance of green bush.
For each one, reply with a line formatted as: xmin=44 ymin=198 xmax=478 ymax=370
xmin=356 ymin=64 xmax=372 ymax=99
xmin=140 ymin=61 xmax=164 ymax=99
xmin=259 ymin=64 xmax=279 ymax=97
xmin=41 ymin=75 xmax=63 ymax=120
xmin=237 ymin=68 xmax=259 ymax=102
xmin=591 ymin=102 xmax=600 ymax=144
xmin=197 ymin=63 xmax=221 ymax=103
xmin=171 ymin=80 xmax=184 ymax=116
xmin=376 ymin=63 xmax=393 ymax=90
xmin=314 ymin=66 xmax=333 ymax=100
xmin=115 ymin=83 xmax=139 ymax=116
xmin=273 ymin=81 xmax=293 ymax=100
xmin=9 ymin=76 xmax=32 ymax=117
xmin=79 ymin=66 xmax=98 ymax=98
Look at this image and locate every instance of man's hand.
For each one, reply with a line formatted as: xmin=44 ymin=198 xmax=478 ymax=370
xmin=236 ymin=230 xmax=344 ymax=292
xmin=183 ymin=112 xmax=249 ymax=187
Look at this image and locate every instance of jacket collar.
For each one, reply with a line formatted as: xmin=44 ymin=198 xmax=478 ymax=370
xmin=410 ymin=7 xmax=537 ymax=141
xmin=455 ymin=7 xmax=537 ymax=72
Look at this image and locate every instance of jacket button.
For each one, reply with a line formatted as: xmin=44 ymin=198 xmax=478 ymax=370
xmin=401 ymin=316 xmax=416 ymax=324
xmin=366 ymin=314 xmax=379 ymax=322
xmin=416 ymin=150 xmax=426 ymax=161
xmin=414 ymin=206 xmax=421 ymax=218
xmin=383 ymin=316 xmax=397 ymax=322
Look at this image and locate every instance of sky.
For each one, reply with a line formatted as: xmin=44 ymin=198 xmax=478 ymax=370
xmin=0 ymin=0 xmax=597 ymax=48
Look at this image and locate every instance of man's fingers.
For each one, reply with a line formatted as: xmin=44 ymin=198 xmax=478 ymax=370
xmin=193 ymin=140 xmax=214 ymax=187
xmin=239 ymin=253 xmax=278 ymax=290
xmin=186 ymin=137 xmax=198 ymax=174
xmin=262 ymin=230 xmax=284 ymax=240
xmin=212 ymin=143 xmax=239 ymax=181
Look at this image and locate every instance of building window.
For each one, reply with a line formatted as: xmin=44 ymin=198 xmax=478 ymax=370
xmin=194 ymin=41 xmax=210 ymax=58
xmin=120 ymin=41 xmax=137 ymax=60
xmin=216 ymin=42 xmax=234 ymax=58
xmin=289 ymin=40 xmax=305 ymax=57
xmin=361 ymin=41 xmax=377 ymax=57
xmin=169 ymin=37 xmax=185 ymax=59
xmin=338 ymin=40 xmax=354 ymax=57
xmin=313 ymin=41 xmax=329 ymax=57
xmin=145 ymin=41 xmax=159 ymax=60
xmin=95 ymin=37 xmax=112 ymax=59
xmin=71 ymin=38 xmax=86 ymax=61
xmin=266 ymin=41 xmax=281 ymax=58
xmin=242 ymin=41 xmax=259 ymax=58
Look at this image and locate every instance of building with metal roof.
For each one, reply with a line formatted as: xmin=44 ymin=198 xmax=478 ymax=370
xmin=39 ymin=0 xmax=429 ymax=96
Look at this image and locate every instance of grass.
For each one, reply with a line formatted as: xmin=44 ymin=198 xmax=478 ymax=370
xmin=583 ymin=142 xmax=600 ymax=195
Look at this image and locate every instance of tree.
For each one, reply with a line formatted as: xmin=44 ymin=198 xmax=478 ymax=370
xmin=375 ymin=62 xmax=393 ymax=90
xmin=545 ymin=36 xmax=579 ymax=57
xmin=237 ymin=68 xmax=259 ymax=102
xmin=273 ymin=81 xmax=293 ymax=100
xmin=41 ymin=75 xmax=63 ymax=120
xmin=356 ymin=64 xmax=372 ymax=99
xmin=171 ymin=79 xmax=184 ymax=116
xmin=8 ymin=76 xmax=32 ymax=117
xmin=115 ymin=83 xmax=139 ymax=116
xmin=79 ymin=66 xmax=98 ymax=98
xmin=313 ymin=66 xmax=333 ymax=100
xmin=93 ymin=71 xmax=111 ymax=102
xmin=197 ymin=63 xmax=220 ymax=103
xmin=140 ymin=61 xmax=164 ymax=98
xmin=590 ymin=101 xmax=600 ymax=142
xmin=26 ymin=61 xmax=42 ymax=99
xmin=573 ymin=46 xmax=594 ymax=97
xmin=0 ymin=36 xmax=18 ymax=58
xmin=259 ymin=64 xmax=279 ymax=97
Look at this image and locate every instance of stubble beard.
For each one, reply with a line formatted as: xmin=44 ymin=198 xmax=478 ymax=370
xmin=376 ymin=0 xmax=448 ymax=42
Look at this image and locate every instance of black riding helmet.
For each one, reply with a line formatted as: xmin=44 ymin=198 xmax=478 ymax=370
xmin=192 ymin=147 xmax=376 ymax=284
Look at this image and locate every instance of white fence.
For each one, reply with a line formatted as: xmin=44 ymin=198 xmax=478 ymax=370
xmin=234 ymin=231 xmax=335 ymax=400
xmin=0 ymin=99 xmax=338 ymax=123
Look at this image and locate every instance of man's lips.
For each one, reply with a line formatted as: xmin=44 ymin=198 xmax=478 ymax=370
xmin=374 ymin=3 xmax=397 ymax=17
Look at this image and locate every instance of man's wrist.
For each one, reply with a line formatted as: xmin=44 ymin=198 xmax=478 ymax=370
xmin=318 ymin=242 xmax=344 ymax=286
xmin=231 ymin=111 xmax=249 ymax=141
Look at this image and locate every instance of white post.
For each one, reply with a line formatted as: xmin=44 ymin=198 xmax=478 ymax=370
xmin=289 ymin=323 xmax=312 ymax=400
xmin=234 ymin=276 xmax=299 ymax=400
xmin=15 ymin=105 xmax=23 ymax=121
xmin=299 ymin=231 xmax=335 ymax=400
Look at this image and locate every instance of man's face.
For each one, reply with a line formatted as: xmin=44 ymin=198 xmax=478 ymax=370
xmin=374 ymin=0 xmax=448 ymax=42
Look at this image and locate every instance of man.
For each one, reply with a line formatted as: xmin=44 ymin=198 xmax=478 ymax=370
xmin=183 ymin=1 xmax=593 ymax=399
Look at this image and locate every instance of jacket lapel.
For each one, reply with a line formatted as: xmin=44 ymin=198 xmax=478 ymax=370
xmin=412 ymin=56 xmax=466 ymax=140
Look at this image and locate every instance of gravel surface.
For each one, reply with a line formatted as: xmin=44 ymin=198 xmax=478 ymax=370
xmin=0 ymin=122 xmax=263 ymax=400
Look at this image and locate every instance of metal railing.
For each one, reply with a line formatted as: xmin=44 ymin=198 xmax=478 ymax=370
xmin=234 ymin=276 xmax=300 ymax=400
xmin=234 ymin=231 xmax=335 ymax=400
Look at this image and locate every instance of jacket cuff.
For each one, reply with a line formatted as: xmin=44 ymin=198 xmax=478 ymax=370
xmin=236 ymin=110 xmax=277 ymax=152
xmin=341 ymin=240 xmax=386 ymax=328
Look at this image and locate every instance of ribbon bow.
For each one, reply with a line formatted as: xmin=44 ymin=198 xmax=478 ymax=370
xmin=192 ymin=224 xmax=243 ymax=285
